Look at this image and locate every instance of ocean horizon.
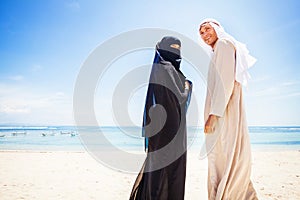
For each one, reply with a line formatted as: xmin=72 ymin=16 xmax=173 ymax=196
xmin=0 ymin=125 xmax=300 ymax=151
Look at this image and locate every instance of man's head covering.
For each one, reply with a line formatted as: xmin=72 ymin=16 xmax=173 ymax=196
xmin=200 ymin=18 xmax=256 ymax=86
xmin=156 ymin=36 xmax=182 ymax=73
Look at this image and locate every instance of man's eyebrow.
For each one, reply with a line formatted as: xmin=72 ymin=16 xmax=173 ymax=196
xmin=200 ymin=21 xmax=220 ymax=28
xmin=199 ymin=23 xmax=211 ymax=30
xmin=211 ymin=21 xmax=220 ymax=26
xmin=199 ymin=26 xmax=209 ymax=32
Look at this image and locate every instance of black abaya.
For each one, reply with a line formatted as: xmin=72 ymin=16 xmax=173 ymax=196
xmin=129 ymin=37 xmax=192 ymax=200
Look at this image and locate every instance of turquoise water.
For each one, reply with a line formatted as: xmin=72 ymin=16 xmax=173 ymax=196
xmin=0 ymin=126 xmax=300 ymax=151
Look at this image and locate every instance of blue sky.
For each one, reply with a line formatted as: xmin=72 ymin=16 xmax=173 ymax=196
xmin=0 ymin=0 xmax=299 ymax=126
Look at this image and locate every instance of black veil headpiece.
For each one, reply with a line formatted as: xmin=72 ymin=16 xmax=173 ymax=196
xmin=156 ymin=36 xmax=182 ymax=74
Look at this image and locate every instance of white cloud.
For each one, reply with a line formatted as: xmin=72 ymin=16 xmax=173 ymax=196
xmin=0 ymin=104 xmax=30 ymax=114
xmin=0 ymin=84 xmax=73 ymax=125
xmin=249 ymin=75 xmax=270 ymax=83
xmin=275 ymin=92 xmax=300 ymax=99
xmin=255 ymin=19 xmax=300 ymax=40
xmin=31 ymin=64 xmax=43 ymax=72
xmin=247 ymin=87 xmax=278 ymax=97
xmin=9 ymin=75 xmax=24 ymax=81
xmin=65 ymin=1 xmax=80 ymax=11
xmin=248 ymin=79 xmax=300 ymax=98
xmin=281 ymin=81 xmax=300 ymax=86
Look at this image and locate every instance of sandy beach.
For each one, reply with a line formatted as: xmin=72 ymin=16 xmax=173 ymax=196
xmin=0 ymin=150 xmax=299 ymax=200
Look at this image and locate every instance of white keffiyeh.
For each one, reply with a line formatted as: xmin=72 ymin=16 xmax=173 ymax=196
xmin=200 ymin=18 xmax=256 ymax=86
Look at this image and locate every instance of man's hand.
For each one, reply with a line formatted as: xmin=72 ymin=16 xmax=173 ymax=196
xmin=204 ymin=114 xmax=218 ymax=134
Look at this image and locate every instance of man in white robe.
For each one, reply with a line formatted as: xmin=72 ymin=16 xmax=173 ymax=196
xmin=199 ymin=19 xmax=258 ymax=200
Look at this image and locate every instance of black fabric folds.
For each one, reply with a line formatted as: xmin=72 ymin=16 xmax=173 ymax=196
xmin=129 ymin=36 xmax=192 ymax=200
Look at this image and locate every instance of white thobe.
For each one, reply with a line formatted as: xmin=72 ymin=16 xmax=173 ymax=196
xmin=204 ymin=39 xmax=258 ymax=200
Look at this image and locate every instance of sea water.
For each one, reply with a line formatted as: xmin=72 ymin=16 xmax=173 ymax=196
xmin=0 ymin=126 xmax=299 ymax=151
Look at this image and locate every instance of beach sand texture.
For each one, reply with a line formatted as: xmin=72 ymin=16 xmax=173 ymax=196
xmin=0 ymin=150 xmax=299 ymax=200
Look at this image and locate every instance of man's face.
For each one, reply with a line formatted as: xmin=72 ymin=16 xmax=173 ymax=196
xmin=199 ymin=23 xmax=218 ymax=48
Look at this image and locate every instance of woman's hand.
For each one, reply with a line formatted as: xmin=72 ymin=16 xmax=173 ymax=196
xmin=204 ymin=114 xmax=218 ymax=134
xmin=185 ymin=80 xmax=191 ymax=90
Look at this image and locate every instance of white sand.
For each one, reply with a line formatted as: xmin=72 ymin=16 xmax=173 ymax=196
xmin=0 ymin=150 xmax=299 ymax=200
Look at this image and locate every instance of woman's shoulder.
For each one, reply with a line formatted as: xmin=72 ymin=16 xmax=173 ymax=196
xmin=159 ymin=61 xmax=176 ymax=72
xmin=151 ymin=61 xmax=174 ymax=79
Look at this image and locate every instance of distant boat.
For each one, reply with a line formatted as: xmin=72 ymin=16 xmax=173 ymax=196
xmin=0 ymin=134 xmax=5 ymax=137
xmin=59 ymin=131 xmax=77 ymax=137
xmin=70 ymin=132 xmax=77 ymax=137
xmin=60 ymin=131 xmax=73 ymax=135
xmin=11 ymin=131 xmax=27 ymax=136
xmin=41 ymin=132 xmax=56 ymax=137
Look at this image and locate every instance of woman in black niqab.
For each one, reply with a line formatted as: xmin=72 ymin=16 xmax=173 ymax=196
xmin=129 ymin=36 xmax=192 ymax=200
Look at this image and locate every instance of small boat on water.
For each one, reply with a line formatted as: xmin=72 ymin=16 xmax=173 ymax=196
xmin=60 ymin=131 xmax=74 ymax=135
xmin=60 ymin=131 xmax=77 ymax=137
xmin=41 ymin=132 xmax=56 ymax=137
xmin=0 ymin=134 xmax=5 ymax=137
xmin=70 ymin=132 xmax=77 ymax=137
xmin=11 ymin=131 xmax=27 ymax=136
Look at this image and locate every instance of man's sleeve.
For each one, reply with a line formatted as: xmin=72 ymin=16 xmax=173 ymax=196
xmin=209 ymin=39 xmax=235 ymax=117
